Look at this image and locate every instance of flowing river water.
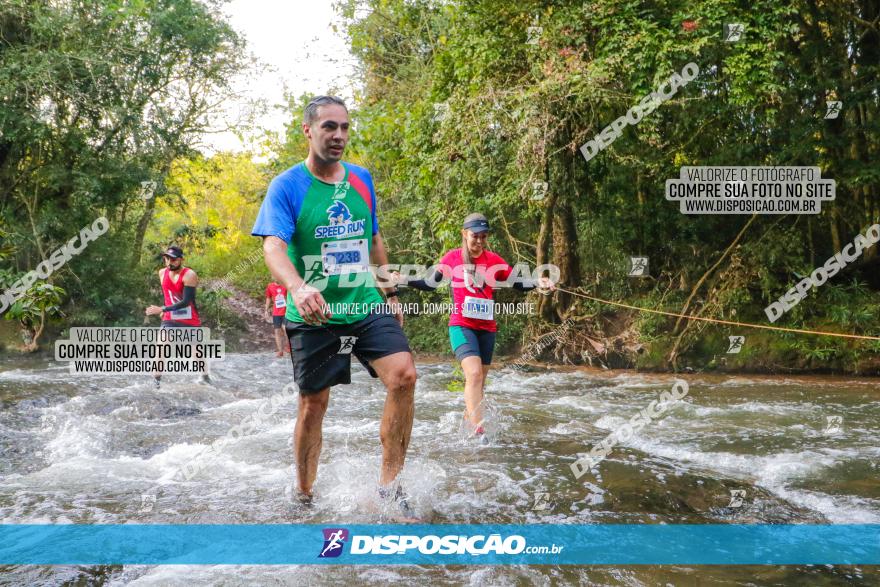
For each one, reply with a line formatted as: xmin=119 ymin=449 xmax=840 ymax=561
xmin=1 ymin=353 xmax=878 ymax=585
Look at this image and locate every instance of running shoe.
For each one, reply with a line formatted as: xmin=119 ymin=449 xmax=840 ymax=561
xmin=378 ymin=483 xmax=417 ymax=520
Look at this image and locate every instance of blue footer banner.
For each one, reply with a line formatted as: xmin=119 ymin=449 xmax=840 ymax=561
xmin=1 ymin=524 xmax=878 ymax=565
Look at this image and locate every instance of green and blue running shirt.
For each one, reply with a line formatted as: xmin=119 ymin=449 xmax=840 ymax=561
xmin=251 ymin=161 xmax=384 ymax=325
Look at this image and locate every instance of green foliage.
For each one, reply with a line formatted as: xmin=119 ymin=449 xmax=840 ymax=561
xmin=148 ymin=152 xmax=269 ymax=279
xmin=0 ymin=0 xmax=247 ymax=329
xmin=4 ymin=283 xmax=64 ymax=324
xmin=197 ymin=287 xmax=246 ymax=332
xmin=336 ymin=0 xmax=880 ymax=368
xmin=3 ymin=0 xmax=879 ymax=372
xmin=3 ymin=282 xmax=65 ymax=350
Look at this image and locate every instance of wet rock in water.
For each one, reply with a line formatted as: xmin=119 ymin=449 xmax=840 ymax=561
xmin=16 ymin=397 xmax=51 ymax=410
xmin=584 ymin=453 xmax=826 ymax=524
xmin=162 ymin=406 xmax=202 ymax=418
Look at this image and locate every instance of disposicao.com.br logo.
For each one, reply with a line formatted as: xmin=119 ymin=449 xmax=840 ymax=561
xmin=319 ymin=528 xmax=563 ymax=558
xmin=318 ymin=528 xmax=349 ymax=558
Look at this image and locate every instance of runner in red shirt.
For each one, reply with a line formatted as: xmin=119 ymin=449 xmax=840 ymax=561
xmin=400 ymin=213 xmax=555 ymax=438
xmin=264 ymin=281 xmax=289 ymax=357
xmin=145 ymin=246 xmax=202 ymax=386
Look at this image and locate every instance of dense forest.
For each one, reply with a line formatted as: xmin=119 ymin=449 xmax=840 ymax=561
xmin=1 ymin=0 xmax=878 ymax=373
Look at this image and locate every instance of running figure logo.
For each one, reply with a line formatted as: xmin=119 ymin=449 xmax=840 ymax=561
xmin=338 ymin=336 xmax=357 ymax=355
xmin=531 ymin=181 xmax=548 ymax=201
xmin=139 ymin=180 xmax=157 ymax=201
xmin=722 ymin=23 xmax=744 ymax=42
xmin=629 ymin=257 xmax=648 ymax=277
xmin=526 ymin=14 xmax=542 ymax=44
xmin=304 ymin=258 xmax=327 ymax=283
xmin=727 ymin=489 xmax=746 ymax=508
xmin=532 ymin=492 xmax=551 ymax=511
xmin=727 ymin=336 xmax=745 ymax=354
xmin=824 ymin=415 xmax=843 ymax=435
xmin=432 ymin=102 xmax=449 ymax=123
xmin=138 ymin=493 xmax=156 ymax=513
xmin=327 ymin=201 xmax=352 ymax=225
xmin=333 ymin=181 xmax=350 ymax=199
xmin=824 ymin=101 xmax=843 ymax=120
xmin=318 ymin=528 xmax=349 ymax=558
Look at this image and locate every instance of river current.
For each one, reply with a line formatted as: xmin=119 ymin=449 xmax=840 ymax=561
xmin=1 ymin=353 xmax=877 ymax=585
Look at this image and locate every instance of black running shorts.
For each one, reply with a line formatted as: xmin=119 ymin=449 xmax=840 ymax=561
xmin=286 ymin=311 xmax=411 ymax=394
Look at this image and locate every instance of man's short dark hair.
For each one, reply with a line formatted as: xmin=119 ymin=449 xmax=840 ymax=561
xmin=304 ymin=96 xmax=348 ymax=125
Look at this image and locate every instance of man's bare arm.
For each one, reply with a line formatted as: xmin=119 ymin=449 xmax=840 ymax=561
xmin=263 ymin=236 xmax=302 ymax=291
xmin=182 ymin=270 xmax=198 ymax=287
xmin=262 ymin=236 xmax=330 ymax=324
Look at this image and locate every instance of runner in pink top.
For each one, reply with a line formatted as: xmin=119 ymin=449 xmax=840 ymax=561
xmin=401 ymin=213 xmax=555 ymax=438
xmin=439 ymin=246 xmax=511 ymax=333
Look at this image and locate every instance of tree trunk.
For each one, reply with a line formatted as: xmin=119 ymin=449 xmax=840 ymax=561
xmin=536 ymin=160 xmax=555 ymax=321
xmin=550 ymin=199 xmax=580 ymax=320
xmin=540 ymin=119 xmax=582 ymax=322
xmin=132 ymin=193 xmax=157 ymax=266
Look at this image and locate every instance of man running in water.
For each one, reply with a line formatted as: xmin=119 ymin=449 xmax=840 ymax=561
xmin=251 ymin=96 xmax=417 ymax=513
xmin=145 ymin=246 xmax=203 ymax=386
xmin=264 ymin=280 xmax=289 ymax=357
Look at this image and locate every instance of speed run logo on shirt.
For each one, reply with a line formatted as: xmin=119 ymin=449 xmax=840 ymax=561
xmin=315 ymin=201 xmax=365 ymax=239
xmin=318 ymin=528 xmax=349 ymax=558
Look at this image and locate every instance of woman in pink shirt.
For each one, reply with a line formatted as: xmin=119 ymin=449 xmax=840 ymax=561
xmin=402 ymin=213 xmax=555 ymax=438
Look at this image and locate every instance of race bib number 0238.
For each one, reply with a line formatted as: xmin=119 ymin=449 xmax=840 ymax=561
xmin=321 ymin=239 xmax=370 ymax=276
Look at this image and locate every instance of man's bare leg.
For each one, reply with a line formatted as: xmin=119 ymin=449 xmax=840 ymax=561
xmin=294 ymin=387 xmax=330 ymax=498
xmin=370 ymin=351 xmax=417 ymax=486
xmin=274 ymin=328 xmax=286 ymax=356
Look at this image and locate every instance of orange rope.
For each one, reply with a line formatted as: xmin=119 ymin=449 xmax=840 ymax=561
xmin=555 ymin=286 xmax=880 ymax=342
